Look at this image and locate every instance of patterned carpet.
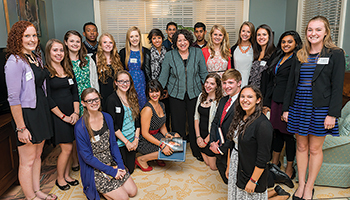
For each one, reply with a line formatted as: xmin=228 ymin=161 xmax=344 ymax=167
xmin=1 ymin=145 xmax=350 ymax=200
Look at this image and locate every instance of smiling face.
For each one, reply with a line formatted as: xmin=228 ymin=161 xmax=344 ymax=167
xmin=50 ymin=42 xmax=64 ymax=64
xmin=256 ymin=28 xmax=269 ymax=47
xmin=22 ymin=26 xmax=38 ymax=54
xmin=176 ymin=34 xmax=190 ymax=53
xmin=116 ymin=73 xmax=130 ymax=93
xmin=82 ymin=92 xmax=101 ymax=112
xmin=149 ymin=90 xmax=161 ymax=102
xmin=166 ymin=25 xmax=177 ymax=40
xmin=307 ymin=19 xmax=327 ymax=47
xmin=281 ymin=35 xmax=296 ymax=55
xmin=65 ymin=34 xmax=81 ymax=53
xmin=222 ymin=78 xmax=241 ymax=97
xmin=212 ymin=29 xmax=224 ymax=46
xmin=129 ymin=30 xmax=140 ymax=48
xmin=151 ymin=35 xmax=163 ymax=49
xmin=101 ymin=35 xmax=114 ymax=53
xmin=204 ymin=77 xmax=217 ymax=94
xmin=240 ymin=25 xmax=251 ymax=43
xmin=240 ymin=87 xmax=261 ymax=115
xmin=83 ymin=24 xmax=98 ymax=43
xmin=194 ymin=27 xmax=206 ymax=42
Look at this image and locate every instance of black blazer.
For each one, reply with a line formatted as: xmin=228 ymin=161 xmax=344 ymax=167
xmin=104 ymin=92 xmax=140 ymax=134
xmin=230 ymin=44 xmax=238 ymax=69
xmin=118 ymin=47 xmax=151 ymax=83
xmin=283 ymin=47 xmax=345 ymax=117
xmin=210 ymin=95 xmax=236 ymax=155
xmin=264 ymin=53 xmax=297 ymax=107
xmin=236 ymin=114 xmax=273 ymax=193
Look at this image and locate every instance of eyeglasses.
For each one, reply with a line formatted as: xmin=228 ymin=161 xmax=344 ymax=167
xmin=117 ymin=80 xmax=130 ymax=85
xmin=83 ymin=97 xmax=100 ymax=104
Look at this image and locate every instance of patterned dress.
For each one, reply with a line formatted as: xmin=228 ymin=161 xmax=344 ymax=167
xmin=287 ymin=54 xmax=339 ymax=136
xmin=91 ymin=117 xmax=130 ymax=193
xmin=206 ymin=51 xmax=229 ymax=77
xmin=128 ymin=50 xmax=147 ymax=109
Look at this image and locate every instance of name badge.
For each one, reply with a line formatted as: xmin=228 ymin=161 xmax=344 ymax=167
xmin=317 ymin=57 xmax=329 ymax=65
xmin=130 ymin=58 xmax=137 ymax=63
xmin=115 ymin=107 xmax=121 ymax=113
xmin=68 ymin=78 xmax=74 ymax=85
xmin=25 ymin=71 xmax=33 ymax=81
xmin=260 ymin=61 xmax=267 ymax=66
xmin=91 ymin=135 xmax=100 ymax=142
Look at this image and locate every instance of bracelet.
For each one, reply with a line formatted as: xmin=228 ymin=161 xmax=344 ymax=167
xmin=165 ymin=132 xmax=169 ymax=137
xmin=134 ymin=136 xmax=139 ymax=140
xmin=73 ymin=112 xmax=79 ymax=116
xmin=196 ymin=136 xmax=201 ymax=139
xmin=161 ymin=144 xmax=167 ymax=151
xmin=250 ymin=177 xmax=258 ymax=185
xmin=125 ymin=140 xmax=129 ymax=145
xmin=203 ymin=140 xmax=208 ymax=145
xmin=61 ymin=114 xmax=66 ymax=120
xmin=16 ymin=126 xmax=26 ymax=133
xmin=159 ymin=141 xmax=164 ymax=148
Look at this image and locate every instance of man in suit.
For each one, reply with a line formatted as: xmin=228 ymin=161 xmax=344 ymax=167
xmin=209 ymin=69 xmax=241 ymax=184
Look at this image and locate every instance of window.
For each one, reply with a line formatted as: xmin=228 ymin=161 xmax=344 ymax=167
xmin=296 ymin=0 xmax=347 ymax=47
xmin=94 ymin=0 xmax=249 ymax=49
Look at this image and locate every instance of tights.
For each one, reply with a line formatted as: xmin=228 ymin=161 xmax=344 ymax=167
xmin=272 ymin=129 xmax=296 ymax=162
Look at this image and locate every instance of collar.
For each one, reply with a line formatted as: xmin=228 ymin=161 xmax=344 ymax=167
xmin=84 ymin=40 xmax=98 ymax=50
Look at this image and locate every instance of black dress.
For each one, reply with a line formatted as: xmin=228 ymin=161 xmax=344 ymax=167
xmin=17 ymin=60 xmax=53 ymax=146
xmin=99 ymin=65 xmax=115 ymax=107
xmin=48 ymin=75 xmax=79 ymax=145
xmin=198 ymin=105 xmax=215 ymax=156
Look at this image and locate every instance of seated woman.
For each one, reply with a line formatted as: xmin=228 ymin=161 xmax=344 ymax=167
xmin=75 ymin=88 xmax=137 ymax=200
xmin=194 ymin=73 xmax=223 ymax=170
xmin=136 ymin=80 xmax=180 ymax=171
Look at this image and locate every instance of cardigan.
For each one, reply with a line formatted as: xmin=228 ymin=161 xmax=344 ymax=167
xmin=194 ymin=93 xmax=218 ymax=132
xmin=103 ymin=92 xmax=140 ymax=137
xmin=5 ymin=54 xmax=47 ymax=108
xmin=119 ymin=47 xmax=151 ymax=83
xmin=201 ymin=47 xmax=232 ymax=70
xmin=158 ymin=47 xmax=208 ymax=100
xmin=230 ymin=44 xmax=238 ymax=69
xmin=282 ymin=47 xmax=345 ymax=117
xmin=75 ymin=112 xmax=125 ymax=200
xmin=236 ymin=114 xmax=273 ymax=193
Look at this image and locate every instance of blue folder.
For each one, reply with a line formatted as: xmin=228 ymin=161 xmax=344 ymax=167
xmin=157 ymin=141 xmax=186 ymax=162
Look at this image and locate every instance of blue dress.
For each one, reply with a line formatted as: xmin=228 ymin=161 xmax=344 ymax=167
xmin=287 ymin=54 xmax=339 ymax=136
xmin=128 ymin=50 xmax=147 ymax=109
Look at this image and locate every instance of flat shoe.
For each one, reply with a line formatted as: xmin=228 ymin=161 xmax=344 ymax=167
xmin=65 ymin=179 xmax=79 ymax=186
xmin=135 ymin=159 xmax=153 ymax=171
xmin=268 ymin=162 xmax=294 ymax=188
xmin=274 ymin=185 xmax=291 ymax=198
xmin=55 ymin=180 xmax=70 ymax=191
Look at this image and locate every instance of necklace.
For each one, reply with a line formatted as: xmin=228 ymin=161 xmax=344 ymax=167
xmin=239 ymin=44 xmax=251 ymax=54
xmin=204 ymin=99 xmax=213 ymax=105
xmin=26 ymin=54 xmax=39 ymax=67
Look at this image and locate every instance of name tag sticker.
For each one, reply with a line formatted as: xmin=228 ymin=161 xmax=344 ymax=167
xmin=91 ymin=135 xmax=100 ymax=142
xmin=317 ymin=57 xmax=329 ymax=65
xmin=25 ymin=71 xmax=33 ymax=81
xmin=260 ymin=61 xmax=267 ymax=66
xmin=115 ymin=107 xmax=121 ymax=113
xmin=68 ymin=79 xmax=74 ymax=85
xmin=130 ymin=58 xmax=137 ymax=63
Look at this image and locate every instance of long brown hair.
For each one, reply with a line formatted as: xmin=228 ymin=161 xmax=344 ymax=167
xmin=115 ymin=70 xmax=140 ymax=120
xmin=124 ymin=26 xmax=143 ymax=70
xmin=45 ymin=39 xmax=74 ymax=78
xmin=64 ymin=30 xmax=88 ymax=69
xmin=227 ymin=85 xmax=263 ymax=140
xmin=235 ymin=21 xmax=256 ymax=46
xmin=206 ymin=24 xmax=231 ymax=61
xmin=81 ymin=88 xmax=102 ymax=139
xmin=200 ymin=73 xmax=223 ymax=103
xmin=253 ymin=24 xmax=275 ymax=61
xmin=96 ymin=33 xmax=123 ymax=84
xmin=297 ymin=15 xmax=339 ymax=63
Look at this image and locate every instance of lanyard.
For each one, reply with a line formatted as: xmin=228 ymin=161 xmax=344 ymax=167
xmin=275 ymin=54 xmax=293 ymax=74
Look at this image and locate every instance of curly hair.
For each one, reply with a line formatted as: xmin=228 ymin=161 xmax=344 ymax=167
xmin=172 ymin=29 xmax=194 ymax=49
xmin=147 ymin=29 xmax=164 ymax=44
xmin=96 ymin=33 xmax=123 ymax=84
xmin=45 ymin=39 xmax=74 ymax=78
xmin=207 ymin=24 xmax=231 ymax=61
xmin=200 ymin=73 xmax=223 ymax=103
xmin=124 ymin=26 xmax=143 ymax=70
xmin=6 ymin=21 xmax=41 ymax=61
xmin=227 ymin=85 xmax=263 ymax=140
xmin=63 ymin=30 xmax=88 ymax=69
xmin=114 ymin=70 xmax=140 ymax=120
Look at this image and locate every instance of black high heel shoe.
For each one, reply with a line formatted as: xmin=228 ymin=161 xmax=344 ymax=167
xmin=65 ymin=179 xmax=79 ymax=186
xmin=55 ymin=180 xmax=70 ymax=191
xmin=303 ymin=188 xmax=315 ymax=200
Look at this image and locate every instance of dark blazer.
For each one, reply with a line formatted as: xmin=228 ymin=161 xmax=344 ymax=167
xmin=230 ymin=44 xmax=238 ymax=69
xmin=118 ymin=47 xmax=151 ymax=83
xmin=236 ymin=114 xmax=273 ymax=193
xmin=283 ymin=47 xmax=345 ymax=118
xmin=209 ymin=95 xmax=236 ymax=155
xmin=104 ymin=92 xmax=140 ymax=134
xmin=264 ymin=53 xmax=297 ymax=107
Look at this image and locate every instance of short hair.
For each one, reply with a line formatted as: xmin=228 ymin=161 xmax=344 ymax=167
xmin=194 ymin=22 xmax=206 ymax=31
xmin=166 ymin=22 xmax=177 ymax=30
xmin=147 ymin=28 xmax=165 ymax=44
xmin=146 ymin=80 xmax=164 ymax=100
xmin=221 ymin=69 xmax=242 ymax=82
xmin=172 ymin=29 xmax=194 ymax=49
xmin=83 ymin=22 xmax=98 ymax=33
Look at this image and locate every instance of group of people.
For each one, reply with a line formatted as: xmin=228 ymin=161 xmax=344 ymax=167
xmin=4 ymin=14 xmax=345 ymax=200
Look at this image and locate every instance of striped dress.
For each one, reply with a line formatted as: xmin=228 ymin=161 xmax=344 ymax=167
xmin=287 ymin=54 xmax=339 ymax=136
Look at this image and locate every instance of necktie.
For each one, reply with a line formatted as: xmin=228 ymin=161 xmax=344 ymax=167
xmin=220 ymin=98 xmax=232 ymax=125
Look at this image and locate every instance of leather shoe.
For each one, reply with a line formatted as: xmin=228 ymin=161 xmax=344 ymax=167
xmin=71 ymin=165 xmax=80 ymax=171
xmin=292 ymin=190 xmax=302 ymax=200
xmin=268 ymin=162 xmax=294 ymax=188
xmin=135 ymin=159 xmax=153 ymax=171
xmin=274 ymin=185 xmax=290 ymax=198
xmin=55 ymin=180 xmax=70 ymax=191
xmin=65 ymin=179 xmax=79 ymax=186
xmin=196 ymin=156 xmax=204 ymax=162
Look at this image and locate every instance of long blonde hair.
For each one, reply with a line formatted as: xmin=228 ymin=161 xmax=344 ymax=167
xmin=124 ymin=26 xmax=143 ymax=70
xmin=81 ymin=88 xmax=102 ymax=139
xmin=96 ymin=33 xmax=123 ymax=84
xmin=297 ymin=15 xmax=338 ymax=63
xmin=206 ymin=24 xmax=231 ymax=61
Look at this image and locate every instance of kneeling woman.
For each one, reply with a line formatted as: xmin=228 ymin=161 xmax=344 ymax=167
xmin=75 ymin=88 xmax=137 ymax=200
xmin=136 ymin=80 xmax=180 ymax=171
